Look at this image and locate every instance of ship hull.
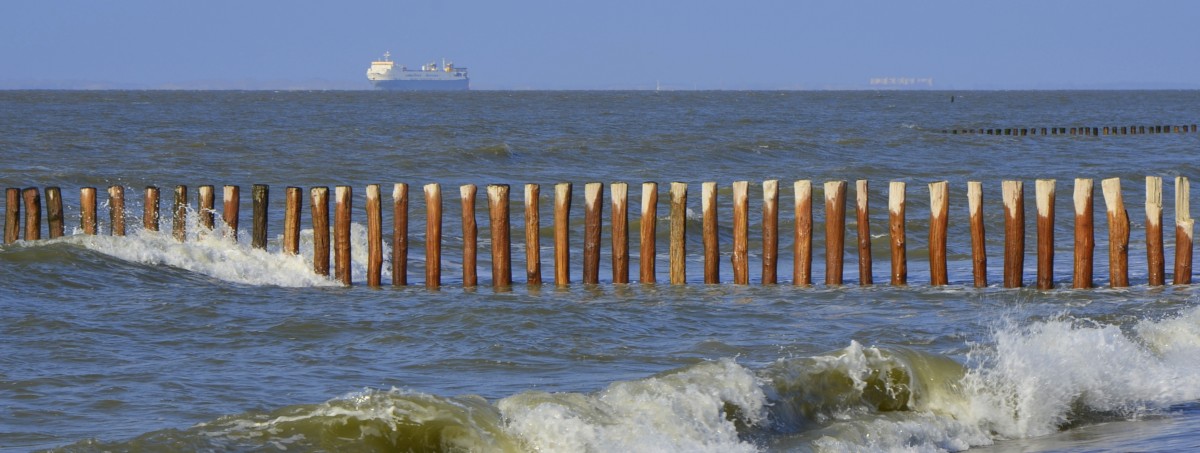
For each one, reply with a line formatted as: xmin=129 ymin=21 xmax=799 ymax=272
xmin=371 ymin=78 xmax=469 ymax=91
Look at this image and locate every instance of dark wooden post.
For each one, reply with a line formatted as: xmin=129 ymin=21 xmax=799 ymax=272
xmin=762 ymin=180 xmax=779 ymax=284
xmin=23 ymin=188 xmax=40 ymax=240
xmin=425 ymin=183 xmax=442 ymax=289
xmin=251 ymin=184 xmax=268 ymax=249
xmin=366 ymin=184 xmax=382 ymax=287
xmin=888 ymin=181 xmax=906 ymax=286
xmin=198 ymin=185 xmax=214 ymax=233
xmin=4 ymin=188 xmax=18 ymax=244
xmin=461 ymin=184 xmax=478 ymax=287
xmin=1146 ymin=177 xmax=1164 ymax=285
xmin=1102 ymin=178 xmax=1129 ymax=287
xmin=856 ymin=180 xmax=872 ymax=285
xmin=640 ymin=182 xmax=658 ymax=283
xmin=1073 ymin=179 xmax=1094 ymax=288
xmin=702 ymin=182 xmax=721 ymax=284
xmin=1174 ymin=176 xmax=1192 ymax=284
xmin=929 ymin=181 xmax=949 ymax=286
xmin=45 ymin=187 xmax=63 ymax=239
xmin=583 ymin=182 xmax=603 ymax=285
xmin=173 ymin=185 xmax=187 ymax=242
xmin=1002 ymin=181 xmax=1025 ymax=288
xmin=393 ymin=183 xmax=409 ymax=286
xmin=611 ymin=182 xmax=629 ymax=284
xmin=669 ymin=182 xmax=687 ymax=285
xmin=143 ymin=186 xmax=159 ymax=233
xmin=335 ymin=185 xmax=352 ymax=286
xmin=283 ymin=187 xmax=301 ymax=255
xmin=731 ymin=181 xmax=749 ymax=284
xmin=108 ymin=186 xmax=125 ymax=237
xmin=223 ymin=185 xmax=239 ymax=241
xmin=488 ymin=184 xmax=512 ymax=288
xmin=554 ymin=182 xmax=572 ymax=286
xmin=794 ymin=180 xmax=813 ymax=286
xmin=1036 ymin=179 xmax=1056 ymax=289
xmin=311 ymin=187 xmax=330 ymax=276
xmin=825 ymin=181 xmax=847 ymax=285
xmin=968 ymin=182 xmax=987 ymax=287
xmin=80 ymin=187 xmax=97 ymax=235
xmin=525 ymin=184 xmax=541 ymax=285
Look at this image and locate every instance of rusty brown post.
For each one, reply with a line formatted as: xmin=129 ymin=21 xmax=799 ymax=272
xmin=143 ymin=186 xmax=159 ymax=233
xmin=888 ymin=181 xmax=906 ymax=286
xmin=23 ymin=188 xmax=40 ymax=240
xmin=762 ymin=180 xmax=780 ymax=284
xmin=640 ymin=182 xmax=658 ymax=283
xmin=794 ymin=180 xmax=812 ymax=286
xmin=611 ymin=182 xmax=629 ymax=284
xmin=825 ymin=181 xmax=847 ymax=285
xmin=45 ymin=187 xmax=63 ymax=239
xmin=223 ymin=185 xmax=239 ymax=241
xmin=1073 ymin=179 xmax=1094 ymax=288
xmin=968 ymin=181 xmax=987 ymax=287
xmin=311 ymin=187 xmax=330 ymax=277
xmin=488 ymin=184 xmax=512 ymax=288
xmin=731 ymin=181 xmax=749 ymax=284
xmin=283 ymin=187 xmax=301 ymax=255
xmin=856 ymin=180 xmax=872 ymax=285
xmin=461 ymin=184 xmax=478 ymax=288
xmin=335 ymin=185 xmax=352 ymax=286
xmin=425 ymin=183 xmax=443 ymax=288
xmin=554 ymin=183 xmax=572 ymax=286
xmin=1146 ymin=177 xmax=1164 ymax=285
xmin=1174 ymin=177 xmax=1192 ymax=284
xmin=80 ymin=187 xmax=97 ymax=235
xmin=366 ymin=184 xmax=382 ymax=288
xmin=4 ymin=188 xmax=18 ymax=244
xmin=583 ymin=182 xmax=603 ymax=285
xmin=198 ymin=185 xmax=214 ymax=233
xmin=525 ymin=184 xmax=542 ymax=285
xmin=929 ymin=181 xmax=949 ymax=286
xmin=669 ymin=182 xmax=687 ymax=285
xmin=1035 ymin=179 xmax=1056 ymax=289
xmin=1002 ymin=181 xmax=1024 ymax=288
xmin=393 ymin=183 xmax=409 ymax=286
xmin=109 ymin=186 xmax=125 ymax=237
xmin=1102 ymin=178 xmax=1129 ymax=288
xmin=702 ymin=182 xmax=721 ymax=284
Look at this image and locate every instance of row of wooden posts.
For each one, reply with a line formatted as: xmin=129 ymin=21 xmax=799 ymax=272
xmin=941 ymin=124 xmax=1197 ymax=136
xmin=2 ymin=176 xmax=1194 ymax=289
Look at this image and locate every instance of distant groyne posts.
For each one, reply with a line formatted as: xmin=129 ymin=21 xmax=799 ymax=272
xmin=3 ymin=178 xmax=1199 ymax=290
xmin=939 ymin=124 xmax=1197 ymax=136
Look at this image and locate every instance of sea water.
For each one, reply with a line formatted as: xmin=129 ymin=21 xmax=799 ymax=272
xmin=2 ymin=90 xmax=1199 ymax=452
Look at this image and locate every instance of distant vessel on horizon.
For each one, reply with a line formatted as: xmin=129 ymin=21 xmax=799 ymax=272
xmin=366 ymin=52 xmax=469 ymax=91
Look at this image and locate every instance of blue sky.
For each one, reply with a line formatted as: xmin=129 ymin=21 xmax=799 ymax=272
xmin=2 ymin=0 xmax=1197 ymax=89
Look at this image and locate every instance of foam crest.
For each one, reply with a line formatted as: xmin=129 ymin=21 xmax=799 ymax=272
xmin=498 ymin=358 xmax=766 ymax=453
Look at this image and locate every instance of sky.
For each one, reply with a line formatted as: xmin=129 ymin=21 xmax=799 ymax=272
xmin=1 ymin=0 xmax=1198 ymax=90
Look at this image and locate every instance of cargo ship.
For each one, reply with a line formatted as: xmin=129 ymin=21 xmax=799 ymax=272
xmin=366 ymin=52 xmax=469 ymax=91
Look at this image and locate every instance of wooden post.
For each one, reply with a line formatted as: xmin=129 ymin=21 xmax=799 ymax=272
xmin=251 ymin=184 xmax=268 ymax=249
xmin=669 ymin=182 xmax=687 ymax=285
xmin=311 ymin=187 xmax=330 ymax=276
xmin=425 ymin=183 xmax=442 ymax=289
xmin=929 ymin=181 xmax=949 ymax=286
xmin=1174 ymin=176 xmax=1192 ymax=284
xmin=583 ymin=182 xmax=603 ymax=285
xmin=1146 ymin=177 xmax=1164 ymax=285
xmin=23 ymin=188 xmax=40 ymax=240
xmin=80 ymin=187 xmax=97 ymax=235
xmin=488 ymin=184 xmax=512 ymax=288
xmin=143 ymin=186 xmax=159 ymax=233
xmin=393 ymin=184 xmax=409 ymax=286
xmin=335 ymin=185 xmax=352 ymax=286
xmin=108 ymin=186 xmax=125 ymax=237
xmin=223 ymin=185 xmax=239 ymax=241
xmin=283 ymin=187 xmax=301 ymax=255
xmin=4 ymin=188 xmax=19 ymax=244
xmin=1073 ymin=179 xmax=1094 ymax=288
xmin=366 ymin=184 xmax=383 ymax=288
xmin=45 ymin=187 xmax=63 ymax=239
xmin=461 ymin=184 xmax=478 ymax=287
xmin=1002 ymin=181 xmax=1025 ymax=288
xmin=888 ymin=181 xmax=906 ymax=286
xmin=1036 ymin=179 xmax=1056 ymax=289
xmin=856 ymin=180 xmax=872 ymax=285
xmin=794 ymin=180 xmax=813 ymax=286
xmin=702 ymin=182 xmax=720 ymax=284
xmin=825 ymin=181 xmax=847 ymax=285
xmin=611 ymin=182 xmax=629 ymax=284
xmin=968 ymin=181 xmax=987 ymax=287
xmin=731 ymin=181 xmax=749 ymax=284
xmin=640 ymin=182 xmax=658 ymax=283
xmin=1102 ymin=178 xmax=1129 ymax=288
xmin=762 ymin=180 xmax=780 ymax=284
xmin=525 ymin=184 xmax=541 ymax=285
xmin=554 ymin=182 xmax=572 ymax=286
xmin=198 ymin=185 xmax=214 ymax=232
xmin=172 ymin=185 xmax=187 ymax=242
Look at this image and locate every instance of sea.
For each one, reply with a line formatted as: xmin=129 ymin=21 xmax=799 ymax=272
xmin=2 ymin=90 xmax=1199 ymax=452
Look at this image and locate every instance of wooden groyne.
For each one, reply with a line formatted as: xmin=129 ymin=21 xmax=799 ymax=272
xmin=940 ymin=124 xmax=1197 ymax=136
xmin=3 ymin=178 xmax=1198 ymax=290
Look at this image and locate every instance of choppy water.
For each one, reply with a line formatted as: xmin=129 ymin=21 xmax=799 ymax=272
xmin=2 ymin=90 xmax=1199 ymax=452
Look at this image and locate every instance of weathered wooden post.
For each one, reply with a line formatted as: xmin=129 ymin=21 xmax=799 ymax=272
xmin=223 ymin=185 xmax=239 ymax=241
xmin=198 ymin=185 xmax=214 ymax=232
xmin=366 ymin=184 xmax=382 ymax=287
xmin=425 ymin=183 xmax=442 ymax=289
xmin=23 ymin=188 xmax=40 ymax=240
xmin=173 ymin=185 xmax=187 ymax=242
xmin=856 ymin=180 xmax=872 ymax=285
xmin=554 ymin=182 xmax=571 ymax=286
xmin=702 ymin=182 xmax=721 ymax=284
xmin=888 ymin=181 xmax=906 ymax=286
xmin=1073 ymin=179 xmax=1094 ymax=288
xmin=1102 ymin=178 xmax=1129 ymax=287
xmin=45 ymin=187 xmax=63 ymax=239
xmin=5 ymin=188 xmax=20 ymax=244
xmin=311 ymin=187 xmax=330 ymax=276
xmin=488 ymin=184 xmax=512 ymax=288
xmin=929 ymin=181 xmax=949 ymax=286
xmin=525 ymin=184 xmax=541 ymax=285
xmin=825 ymin=181 xmax=847 ymax=285
xmin=794 ymin=180 xmax=813 ymax=286
xmin=108 ymin=186 xmax=125 ymax=237
xmin=762 ymin=180 xmax=780 ymax=284
xmin=1174 ymin=176 xmax=1192 ymax=284
xmin=968 ymin=181 xmax=987 ymax=287
xmin=283 ymin=187 xmax=301 ymax=255
xmin=640 ymin=182 xmax=658 ymax=283
xmin=1146 ymin=177 xmax=1164 ymax=285
xmin=251 ymin=184 xmax=268 ymax=249
xmin=669 ymin=182 xmax=687 ymax=285
xmin=80 ymin=187 xmax=97 ymax=235
xmin=731 ymin=181 xmax=749 ymax=284
xmin=1002 ymin=181 xmax=1024 ymax=288
xmin=583 ymin=182 xmax=603 ymax=285
xmin=393 ymin=183 xmax=409 ymax=286
xmin=611 ymin=182 xmax=629 ymax=284
xmin=1036 ymin=179 xmax=1056 ymax=289
xmin=335 ymin=185 xmax=352 ymax=286
xmin=143 ymin=186 xmax=160 ymax=233
xmin=461 ymin=184 xmax=478 ymax=287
